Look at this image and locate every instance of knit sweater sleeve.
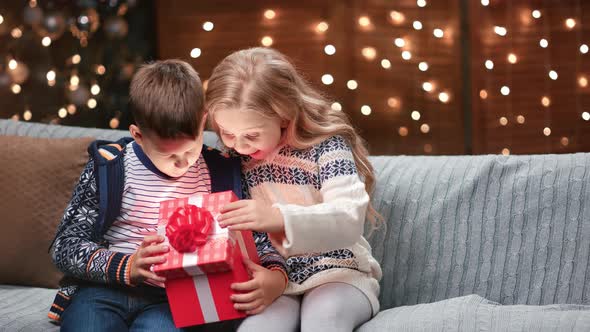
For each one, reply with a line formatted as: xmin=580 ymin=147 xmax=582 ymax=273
xmin=241 ymin=177 xmax=288 ymax=272
xmin=253 ymin=231 xmax=288 ymax=272
xmin=272 ymin=136 xmax=369 ymax=257
xmin=50 ymin=159 xmax=134 ymax=286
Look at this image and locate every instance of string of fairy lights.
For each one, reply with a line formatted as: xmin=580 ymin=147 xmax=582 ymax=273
xmin=187 ymin=4 xmax=453 ymax=154
xmin=478 ymin=0 xmax=589 ymax=154
xmin=4 ymin=1 xmax=588 ymax=153
xmin=189 ymin=1 xmax=589 ymax=154
xmin=190 ymin=0 xmax=590 ymax=155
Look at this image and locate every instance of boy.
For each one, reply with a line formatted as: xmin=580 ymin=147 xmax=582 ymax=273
xmin=48 ymin=60 xmax=287 ymax=331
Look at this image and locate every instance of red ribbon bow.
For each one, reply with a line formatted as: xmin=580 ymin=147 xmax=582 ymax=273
xmin=166 ymin=205 xmax=213 ymax=253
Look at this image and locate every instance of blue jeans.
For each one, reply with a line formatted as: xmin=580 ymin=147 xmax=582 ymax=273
xmin=60 ymin=284 xmax=240 ymax=332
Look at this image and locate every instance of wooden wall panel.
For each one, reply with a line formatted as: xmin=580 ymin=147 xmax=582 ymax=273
xmin=156 ymin=0 xmax=465 ymax=155
xmin=470 ymin=0 xmax=590 ymax=154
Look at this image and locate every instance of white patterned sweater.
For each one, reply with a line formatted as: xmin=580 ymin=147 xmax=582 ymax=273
xmin=241 ymin=135 xmax=382 ymax=315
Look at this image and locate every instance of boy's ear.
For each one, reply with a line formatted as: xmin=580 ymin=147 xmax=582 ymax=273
xmin=129 ymin=124 xmax=144 ymax=145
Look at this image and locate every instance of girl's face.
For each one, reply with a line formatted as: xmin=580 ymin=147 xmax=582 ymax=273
xmin=214 ymin=108 xmax=285 ymax=160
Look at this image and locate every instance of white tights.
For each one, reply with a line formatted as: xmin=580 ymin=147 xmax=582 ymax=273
xmin=237 ymin=282 xmax=373 ymax=332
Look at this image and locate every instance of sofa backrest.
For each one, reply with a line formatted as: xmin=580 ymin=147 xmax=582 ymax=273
xmin=0 ymin=119 xmax=221 ymax=147
xmin=368 ymin=154 xmax=590 ymax=310
xmin=2 ymin=120 xmax=589 ymax=309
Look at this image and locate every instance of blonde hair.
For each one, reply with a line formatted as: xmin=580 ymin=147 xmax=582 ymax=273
xmin=205 ymin=47 xmax=381 ymax=226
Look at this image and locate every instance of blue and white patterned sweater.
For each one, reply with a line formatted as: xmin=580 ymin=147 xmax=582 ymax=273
xmin=48 ymin=140 xmax=286 ymax=323
xmin=241 ymin=135 xmax=382 ymax=315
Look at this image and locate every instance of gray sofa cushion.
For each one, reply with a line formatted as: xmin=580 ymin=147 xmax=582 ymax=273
xmin=0 ymin=285 xmax=59 ymax=332
xmin=357 ymin=294 xmax=590 ymax=332
xmin=368 ymin=154 xmax=590 ymax=310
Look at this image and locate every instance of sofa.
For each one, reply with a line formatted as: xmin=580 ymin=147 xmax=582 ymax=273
xmin=1 ymin=118 xmax=589 ymax=331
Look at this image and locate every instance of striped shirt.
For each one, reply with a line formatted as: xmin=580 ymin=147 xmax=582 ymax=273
xmin=104 ymin=142 xmax=211 ymax=254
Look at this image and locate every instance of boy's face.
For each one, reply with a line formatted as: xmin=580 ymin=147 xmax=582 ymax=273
xmin=130 ymin=115 xmax=206 ymax=178
xmin=138 ymin=134 xmax=203 ymax=178
xmin=213 ymin=108 xmax=285 ymax=160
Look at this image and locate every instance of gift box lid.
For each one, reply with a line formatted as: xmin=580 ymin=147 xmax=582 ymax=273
xmin=153 ymin=191 xmax=258 ymax=279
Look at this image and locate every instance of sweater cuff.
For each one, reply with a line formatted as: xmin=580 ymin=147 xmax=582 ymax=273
xmin=272 ymin=203 xmax=294 ymax=255
xmin=48 ymin=291 xmax=70 ymax=323
xmin=260 ymin=252 xmax=287 ymax=270
xmin=106 ymin=252 xmax=134 ymax=285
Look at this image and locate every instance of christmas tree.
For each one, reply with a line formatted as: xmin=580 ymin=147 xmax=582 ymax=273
xmin=0 ymin=0 xmax=155 ymax=129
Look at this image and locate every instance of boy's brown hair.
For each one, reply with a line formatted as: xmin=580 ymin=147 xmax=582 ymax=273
xmin=129 ymin=59 xmax=204 ymax=139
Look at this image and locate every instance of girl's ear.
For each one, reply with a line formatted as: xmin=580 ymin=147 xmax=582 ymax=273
xmin=280 ymin=119 xmax=289 ymax=128
xmin=199 ymin=113 xmax=209 ymax=133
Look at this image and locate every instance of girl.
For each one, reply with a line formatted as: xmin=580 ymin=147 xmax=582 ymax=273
xmin=205 ymin=47 xmax=382 ymax=332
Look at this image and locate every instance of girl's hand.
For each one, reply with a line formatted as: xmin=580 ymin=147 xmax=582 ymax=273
xmin=129 ymin=235 xmax=169 ymax=285
xmin=230 ymin=258 xmax=287 ymax=315
xmin=218 ymin=200 xmax=284 ymax=233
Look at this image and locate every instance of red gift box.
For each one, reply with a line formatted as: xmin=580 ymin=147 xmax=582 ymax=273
xmin=165 ymin=243 xmax=252 ymax=326
xmin=153 ymin=191 xmax=260 ymax=327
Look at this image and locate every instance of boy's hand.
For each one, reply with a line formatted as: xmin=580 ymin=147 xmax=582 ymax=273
xmin=218 ymin=200 xmax=284 ymax=233
xmin=129 ymin=235 xmax=169 ymax=285
xmin=230 ymin=258 xmax=287 ymax=315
